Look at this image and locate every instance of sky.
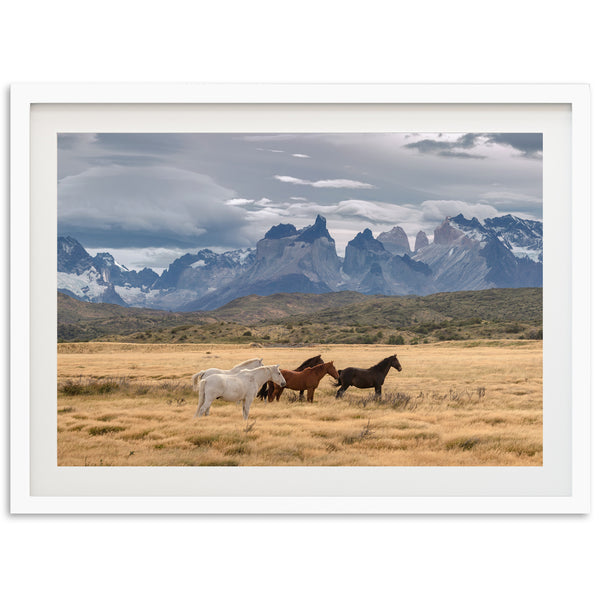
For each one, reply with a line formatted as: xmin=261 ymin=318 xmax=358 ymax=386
xmin=58 ymin=132 xmax=543 ymax=272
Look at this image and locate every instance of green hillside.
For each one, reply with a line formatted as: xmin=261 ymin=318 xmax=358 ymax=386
xmin=58 ymin=288 xmax=542 ymax=345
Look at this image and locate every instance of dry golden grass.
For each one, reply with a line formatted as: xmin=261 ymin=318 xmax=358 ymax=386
xmin=57 ymin=341 xmax=542 ymax=466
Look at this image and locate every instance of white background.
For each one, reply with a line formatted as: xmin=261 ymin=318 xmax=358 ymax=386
xmin=1 ymin=2 xmax=597 ymax=599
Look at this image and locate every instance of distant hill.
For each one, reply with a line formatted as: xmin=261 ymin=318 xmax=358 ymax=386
xmin=58 ymin=288 xmax=542 ymax=344
xmin=208 ymin=290 xmax=366 ymax=323
xmin=57 ymin=292 xmax=206 ymax=341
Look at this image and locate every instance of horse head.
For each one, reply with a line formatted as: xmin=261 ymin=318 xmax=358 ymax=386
xmin=325 ymin=361 xmax=339 ymax=380
xmin=391 ymin=354 xmax=402 ymax=372
xmin=271 ymin=365 xmax=287 ymax=387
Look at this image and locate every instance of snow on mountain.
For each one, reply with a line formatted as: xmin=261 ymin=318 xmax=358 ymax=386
xmin=57 ymin=212 xmax=542 ymax=311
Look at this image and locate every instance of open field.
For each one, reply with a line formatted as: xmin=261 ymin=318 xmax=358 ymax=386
xmin=57 ymin=341 xmax=542 ymax=466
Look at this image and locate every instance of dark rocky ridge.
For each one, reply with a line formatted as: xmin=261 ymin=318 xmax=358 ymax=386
xmin=58 ymin=212 xmax=543 ymax=311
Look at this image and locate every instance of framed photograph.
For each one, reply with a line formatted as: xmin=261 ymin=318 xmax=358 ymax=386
xmin=10 ymin=84 xmax=590 ymax=513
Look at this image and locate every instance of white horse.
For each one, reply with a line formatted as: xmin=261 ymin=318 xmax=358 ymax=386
xmin=191 ymin=357 xmax=263 ymax=391
xmin=194 ymin=365 xmax=286 ymax=420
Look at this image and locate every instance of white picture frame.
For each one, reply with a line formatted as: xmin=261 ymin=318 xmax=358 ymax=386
xmin=10 ymin=83 xmax=591 ymax=514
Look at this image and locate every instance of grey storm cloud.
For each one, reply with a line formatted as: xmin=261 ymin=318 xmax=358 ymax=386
xmin=405 ymin=133 xmax=542 ymax=160
xmin=438 ymin=150 xmax=485 ymax=160
xmin=485 ymin=133 xmax=543 ymax=158
xmin=405 ymin=133 xmax=485 ymax=159
xmin=58 ymin=132 xmax=543 ymax=269
xmin=58 ymin=164 xmax=253 ymax=248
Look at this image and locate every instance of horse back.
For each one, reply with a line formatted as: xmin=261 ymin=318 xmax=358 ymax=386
xmin=279 ymin=368 xmax=306 ymax=391
xmin=204 ymin=372 xmax=251 ymax=401
xmin=340 ymin=366 xmax=383 ymax=388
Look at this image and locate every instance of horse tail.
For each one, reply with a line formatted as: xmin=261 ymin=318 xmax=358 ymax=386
xmin=257 ymin=382 xmax=269 ymax=400
xmin=191 ymin=371 xmax=205 ymax=391
xmin=193 ymin=378 xmax=207 ymax=418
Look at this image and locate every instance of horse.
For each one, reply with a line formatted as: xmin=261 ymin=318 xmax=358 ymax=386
xmin=194 ymin=365 xmax=286 ymax=420
xmin=268 ymin=361 xmax=339 ymax=403
xmin=257 ymin=354 xmax=324 ymax=401
xmin=334 ymin=355 xmax=402 ymax=398
xmin=191 ymin=357 xmax=263 ymax=391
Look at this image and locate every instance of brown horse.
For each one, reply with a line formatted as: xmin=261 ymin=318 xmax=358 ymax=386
xmin=257 ymin=354 xmax=324 ymax=401
xmin=268 ymin=361 xmax=339 ymax=403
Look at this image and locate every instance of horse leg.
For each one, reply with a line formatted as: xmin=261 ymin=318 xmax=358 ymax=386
xmin=298 ymin=390 xmax=305 ymax=401
xmin=197 ymin=394 xmax=214 ymax=417
xmin=307 ymin=387 xmax=314 ymax=403
xmin=242 ymin=394 xmax=254 ymax=420
xmin=267 ymin=381 xmax=274 ymax=403
xmin=374 ymin=385 xmax=382 ymax=397
xmin=194 ymin=381 xmax=208 ymax=417
xmin=336 ymin=385 xmax=348 ymax=399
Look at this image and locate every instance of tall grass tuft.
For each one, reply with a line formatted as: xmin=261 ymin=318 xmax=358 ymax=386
xmin=59 ymin=377 xmax=190 ymax=397
xmin=348 ymin=392 xmax=416 ymax=410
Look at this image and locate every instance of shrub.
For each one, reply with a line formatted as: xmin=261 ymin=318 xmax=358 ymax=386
xmin=434 ymin=329 xmax=464 ymax=341
xmin=88 ymin=425 xmax=125 ymax=436
xmin=527 ymin=328 xmax=543 ymax=340
xmin=387 ymin=334 xmax=405 ymax=345
xmin=242 ymin=331 xmax=252 ymax=337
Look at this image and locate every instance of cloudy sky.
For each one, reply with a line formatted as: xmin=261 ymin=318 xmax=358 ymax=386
xmin=58 ymin=132 xmax=542 ymax=272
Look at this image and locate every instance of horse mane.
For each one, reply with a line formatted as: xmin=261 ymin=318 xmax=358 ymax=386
xmin=236 ymin=357 xmax=262 ymax=368
xmin=295 ymin=355 xmax=323 ymax=371
xmin=372 ymin=355 xmax=397 ymax=369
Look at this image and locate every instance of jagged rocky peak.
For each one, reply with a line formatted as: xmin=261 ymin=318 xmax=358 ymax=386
xmin=58 ymin=236 xmax=94 ymax=273
xmin=347 ymin=228 xmax=383 ymax=250
xmin=264 ymin=223 xmax=297 ymax=240
xmin=376 ymin=226 xmax=411 ymax=255
xmin=256 ymin=215 xmax=336 ymax=263
xmin=296 ymin=214 xmax=334 ymax=242
xmin=433 ymin=217 xmax=465 ymax=245
xmin=483 ymin=214 xmax=543 ymax=260
xmin=450 ymin=213 xmax=485 ymax=231
xmin=414 ymin=231 xmax=429 ymax=252
xmin=95 ymin=252 xmax=129 ymax=271
xmin=343 ymin=228 xmax=390 ymax=277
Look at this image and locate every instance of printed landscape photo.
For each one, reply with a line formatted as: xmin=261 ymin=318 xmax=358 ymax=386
xmin=57 ymin=132 xmax=543 ymax=466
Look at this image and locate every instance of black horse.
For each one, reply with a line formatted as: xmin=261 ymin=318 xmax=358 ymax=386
xmin=257 ymin=354 xmax=324 ymax=401
xmin=334 ymin=355 xmax=402 ymax=398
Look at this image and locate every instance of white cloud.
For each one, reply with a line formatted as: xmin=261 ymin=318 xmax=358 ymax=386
xmin=479 ymin=191 xmax=542 ymax=203
xmin=255 ymin=147 xmax=285 ymax=153
xmin=274 ymin=175 xmax=375 ymax=189
xmin=225 ymin=198 xmax=254 ymax=206
xmin=292 ymin=154 xmax=310 ymax=158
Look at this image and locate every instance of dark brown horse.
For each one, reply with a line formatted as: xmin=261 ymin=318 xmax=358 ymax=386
xmin=257 ymin=355 xmax=324 ymax=401
xmin=334 ymin=355 xmax=402 ymax=398
xmin=268 ymin=361 xmax=339 ymax=403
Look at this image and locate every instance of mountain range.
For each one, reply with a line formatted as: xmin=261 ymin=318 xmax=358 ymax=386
xmin=57 ymin=213 xmax=542 ymax=311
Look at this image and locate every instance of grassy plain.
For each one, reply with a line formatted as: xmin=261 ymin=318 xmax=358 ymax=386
xmin=57 ymin=341 xmax=542 ymax=466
